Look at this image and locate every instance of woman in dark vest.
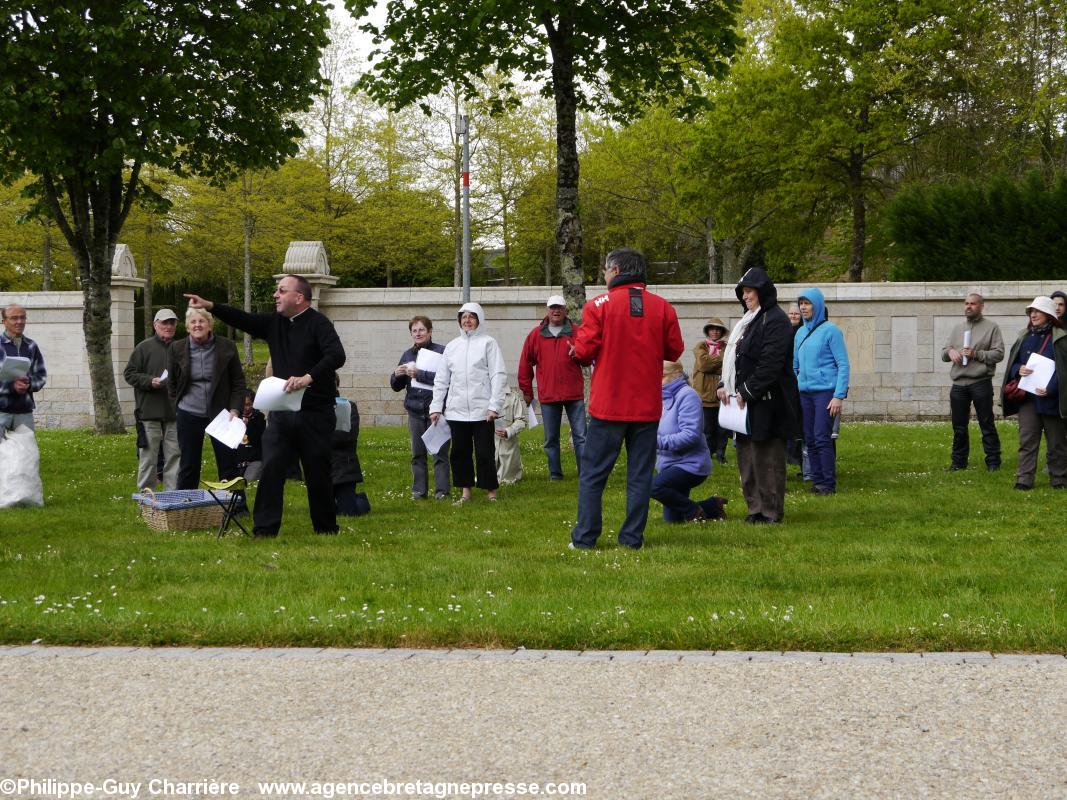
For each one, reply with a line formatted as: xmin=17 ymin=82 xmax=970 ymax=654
xmin=168 ymin=307 xmax=246 ymax=489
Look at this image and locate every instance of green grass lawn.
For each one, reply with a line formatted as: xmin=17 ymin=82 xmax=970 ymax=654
xmin=0 ymin=422 xmax=1063 ymax=652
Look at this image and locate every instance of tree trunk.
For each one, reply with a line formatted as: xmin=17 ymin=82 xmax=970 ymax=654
xmin=738 ymin=240 xmax=755 ymax=274
xmin=544 ymin=14 xmax=585 ymax=319
xmin=39 ymin=163 xmax=138 ymax=435
xmin=721 ymin=238 xmax=741 ymax=284
xmin=41 ymin=227 xmax=52 ymax=291
xmin=81 ymin=241 xmax=125 ymax=434
xmin=143 ymin=251 xmax=153 ymax=340
xmin=501 ymin=207 xmax=511 ymax=285
xmin=704 ymin=216 xmax=719 ymax=284
xmin=847 ymin=146 xmax=866 ymax=283
xmin=243 ymin=210 xmax=253 ymax=364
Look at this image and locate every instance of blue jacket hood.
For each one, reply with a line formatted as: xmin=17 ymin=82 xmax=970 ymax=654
xmin=798 ymin=287 xmax=826 ymax=331
xmin=661 ymin=375 xmax=689 ymax=403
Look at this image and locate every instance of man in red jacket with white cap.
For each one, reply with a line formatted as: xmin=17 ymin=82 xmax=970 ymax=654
xmin=569 ymin=248 xmax=684 ymax=550
xmin=518 ymin=294 xmax=586 ymax=480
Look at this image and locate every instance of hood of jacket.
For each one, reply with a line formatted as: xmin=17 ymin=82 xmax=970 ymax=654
xmin=735 ymin=267 xmax=778 ymax=311
xmin=798 ymin=287 xmax=827 ymax=331
xmin=703 ymin=317 xmax=727 ymax=336
xmin=661 ymin=375 xmax=689 ymax=404
xmin=457 ymin=302 xmax=486 ymax=333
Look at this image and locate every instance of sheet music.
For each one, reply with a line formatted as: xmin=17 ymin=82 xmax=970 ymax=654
xmin=253 ymin=376 xmax=304 ymax=412
xmin=205 ymin=409 xmax=246 ymax=450
xmin=412 ymin=348 xmax=443 ymax=391
xmin=421 ymin=418 xmax=451 ymax=455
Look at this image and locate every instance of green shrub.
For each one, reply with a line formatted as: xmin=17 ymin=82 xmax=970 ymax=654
xmin=888 ymin=172 xmax=1067 ymax=281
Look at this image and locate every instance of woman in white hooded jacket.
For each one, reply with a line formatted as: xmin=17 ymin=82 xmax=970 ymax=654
xmin=430 ymin=302 xmax=508 ymax=503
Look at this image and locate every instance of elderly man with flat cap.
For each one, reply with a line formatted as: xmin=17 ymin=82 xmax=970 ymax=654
xmin=518 ymin=294 xmax=587 ymax=481
xmin=125 ymin=308 xmax=181 ymax=490
xmin=0 ymin=303 xmax=47 ymax=431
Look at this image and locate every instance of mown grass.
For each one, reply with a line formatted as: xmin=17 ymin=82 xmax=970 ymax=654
xmin=0 ymin=422 xmax=1064 ymax=652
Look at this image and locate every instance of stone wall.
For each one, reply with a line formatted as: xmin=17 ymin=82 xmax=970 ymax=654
xmin=322 ymin=281 xmax=1064 ymax=426
xmin=4 ymin=276 xmax=1063 ymax=428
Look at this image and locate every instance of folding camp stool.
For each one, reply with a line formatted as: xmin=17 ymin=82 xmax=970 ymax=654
xmin=201 ymin=476 xmax=250 ymax=539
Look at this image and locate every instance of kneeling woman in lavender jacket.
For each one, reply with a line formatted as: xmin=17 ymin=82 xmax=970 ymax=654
xmin=651 ymin=361 xmax=726 ymax=522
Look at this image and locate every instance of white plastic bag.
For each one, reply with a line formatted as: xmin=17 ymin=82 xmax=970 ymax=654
xmin=0 ymin=425 xmax=44 ymax=508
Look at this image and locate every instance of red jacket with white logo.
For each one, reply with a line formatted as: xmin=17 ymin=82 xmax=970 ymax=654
xmin=517 ymin=316 xmax=584 ymax=404
xmin=573 ymin=279 xmax=684 ymax=422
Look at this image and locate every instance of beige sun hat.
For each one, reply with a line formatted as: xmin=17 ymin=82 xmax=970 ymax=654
xmin=1026 ymin=296 xmax=1062 ymax=327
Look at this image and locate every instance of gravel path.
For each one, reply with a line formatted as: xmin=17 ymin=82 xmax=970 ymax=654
xmin=2 ymin=647 xmax=1066 ymax=799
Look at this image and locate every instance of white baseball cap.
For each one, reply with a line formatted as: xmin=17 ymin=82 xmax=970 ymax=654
xmin=546 ymin=295 xmax=566 ymax=308
xmin=153 ymin=308 xmax=178 ymax=322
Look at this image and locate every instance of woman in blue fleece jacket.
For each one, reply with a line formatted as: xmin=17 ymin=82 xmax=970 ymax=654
xmin=793 ymin=288 xmax=850 ymax=494
xmin=651 ymin=361 xmax=726 ymax=522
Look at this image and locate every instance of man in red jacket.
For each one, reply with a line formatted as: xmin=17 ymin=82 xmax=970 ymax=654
xmin=569 ymin=248 xmax=684 ymax=550
xmin=518 ymin=295 xmax=586 ymax=480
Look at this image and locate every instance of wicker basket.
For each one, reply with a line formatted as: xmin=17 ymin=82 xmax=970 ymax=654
xmin=132 ymin=488 xmax=231 ymax=532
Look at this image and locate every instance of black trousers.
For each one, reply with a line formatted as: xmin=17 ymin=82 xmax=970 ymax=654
xmin=176 ymin=409 xmax=240 ymax=490
xmin=253 ymin=408 xmax=337 ymax=534
xmin=448 ymin=419 xmax=499 ymax=490
xmin=949 ymin=379 xmax=1001 ymax=468
xmin=702 ymin=405 xmax=728 ymax=457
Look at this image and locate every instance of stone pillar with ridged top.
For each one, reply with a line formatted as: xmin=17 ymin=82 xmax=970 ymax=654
xmin=275 ymin=241 xmax=338 ymax=307
xmin=110 ymin=244 xmax=146 ymax=426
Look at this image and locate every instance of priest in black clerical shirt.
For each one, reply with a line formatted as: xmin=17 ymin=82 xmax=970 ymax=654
xmin=185 ymin=275 xmax=346 ymax=537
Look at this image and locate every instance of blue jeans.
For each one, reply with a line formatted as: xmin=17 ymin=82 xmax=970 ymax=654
xmin=800 ymin=389 xmax=836 ymax=491
xmin=651 ymin=466 xmax=707 ymax=522
xmin=541 ymin=399 xmax=587 ymax=477
xmin=571 ymin=417 xmax=657 ymax=549
xmin=0 ymin=411 xmax=35 ymax=431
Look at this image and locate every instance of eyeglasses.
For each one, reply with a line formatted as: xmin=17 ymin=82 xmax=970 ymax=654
xmin=5 ymin=315 xmax=26 ymax=320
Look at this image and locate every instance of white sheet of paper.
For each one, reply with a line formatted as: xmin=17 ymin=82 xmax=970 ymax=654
xmin=253 ymin=376 xmax=305 ymax=412
xmin=527 ymin=403 xmax=539 ymax=429
xmin=0 ymin=356 xmax=31 ymax=382
xmin=421 ymin=418 xmax=451 ymax=455
xmin=961 ymin=330 xmax=971 ymax=366
xmin=718 ymin=399 xmax=749 ymax=434
xmin=412 ymin=348 xmax=443 ymax=391
xmin=1019 ymin=353 xmax=1056 ymax=394
xmin=159 ymin=369 xmax=168 ymax=381
xmin=205 ymin=409 xmax=246 ymax=450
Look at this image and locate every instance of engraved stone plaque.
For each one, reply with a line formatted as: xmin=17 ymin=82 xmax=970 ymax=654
xmin=891 ymin=317 xmax=918 ymax=374
xmin=837 ymin=317 xmax=876 ymax=374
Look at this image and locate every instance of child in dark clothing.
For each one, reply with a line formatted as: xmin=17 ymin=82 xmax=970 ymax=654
xmin=332 ymin=381 xmax=367 ymax=516
xmin=236 ymin=390 xmax=266 ymax=482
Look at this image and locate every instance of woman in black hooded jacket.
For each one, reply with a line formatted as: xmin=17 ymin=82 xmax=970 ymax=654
xmin=717 ymin=268 xmax=801 ymax=524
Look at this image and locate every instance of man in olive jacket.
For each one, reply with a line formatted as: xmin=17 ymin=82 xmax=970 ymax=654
xmin=124 ymin=309 xmax=180 ymax=490
xmin=942 ymin=292 xmax=1004 ymax=471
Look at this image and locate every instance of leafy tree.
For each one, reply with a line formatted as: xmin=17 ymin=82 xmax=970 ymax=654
xmin=765 ymin=0 xmax=977 ymax=281
xmin=347 ymin=0 xmax=741 ymax=315
xmin=344 ymin=188 xmax=453 ymax=287
xmin=0 ymin=1 xmax=329 ymax=432
xmin=509 ymin=168 xmax=559 ymax=285
xmin=470 ymin=87 xmax=555 ymax=285
xmin=581 ymin=111 xmax=712 ymax=284
xmin=0 ymin=175 xmax=76 ymax=291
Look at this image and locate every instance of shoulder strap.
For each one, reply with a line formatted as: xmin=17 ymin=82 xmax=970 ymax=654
xmin=798 ymin=319 xmax=828 ymax=350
